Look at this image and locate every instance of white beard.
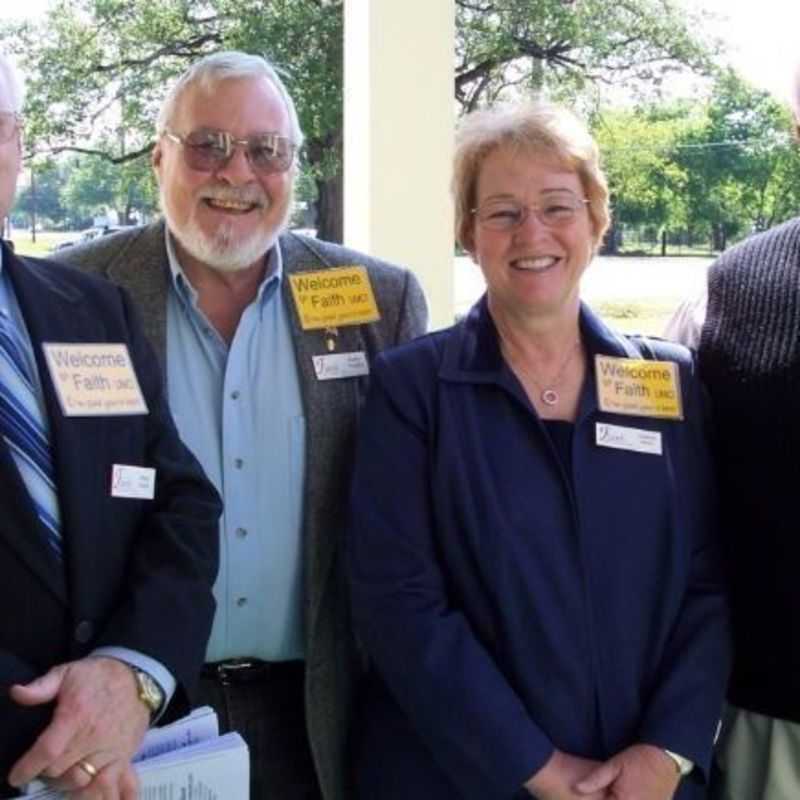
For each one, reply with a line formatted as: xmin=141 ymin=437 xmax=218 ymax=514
xmin=162 ymin=188 xmax=292 ymax=273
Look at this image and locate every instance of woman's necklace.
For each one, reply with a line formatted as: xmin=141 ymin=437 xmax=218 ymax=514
xmin=503 ymin=337 xmax=582 ymax=407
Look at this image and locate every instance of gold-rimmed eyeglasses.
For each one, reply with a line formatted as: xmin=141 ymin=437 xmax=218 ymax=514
xmin=162 ymin=127 xmax=296 ymax=176
xmin=472 ymin=190 xmax=589 ymax=231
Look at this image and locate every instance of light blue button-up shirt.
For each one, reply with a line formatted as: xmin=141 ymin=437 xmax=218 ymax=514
xmin=0 ymin=248 xmax=175 ymax=707
xmin=165 ymin=233 xmax=306 ymax=662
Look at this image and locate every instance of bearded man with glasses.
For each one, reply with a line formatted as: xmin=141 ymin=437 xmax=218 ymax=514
xmin=61 ymin=50 xmax=427 ymax=800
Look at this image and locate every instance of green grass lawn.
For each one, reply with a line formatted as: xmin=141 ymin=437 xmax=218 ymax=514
xmin=592 ymin=298 xmax=684 ymax=336
xmin=618 ymin=245 xmax=715 ymax=259
xmin=10 ymin=230 xmax=75 ymax=257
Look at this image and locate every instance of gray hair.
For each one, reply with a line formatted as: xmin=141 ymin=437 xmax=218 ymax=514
xmin=0 ymin=53 xmax=24 ymax=113
xmin=155 ymin=51 xmax=303 ymax=147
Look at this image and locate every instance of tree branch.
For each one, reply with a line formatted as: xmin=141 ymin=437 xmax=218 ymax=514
xmin=93 ymin=33 xmax=223 ymax=74
xmin=455 ymin=0 xmax=496 ymax=11
xmin=27 ymin=143 xmax=154 ymax=163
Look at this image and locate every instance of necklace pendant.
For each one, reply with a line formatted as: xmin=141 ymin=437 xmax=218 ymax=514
xmin=541 ymin=389 xmax=559 ymax=406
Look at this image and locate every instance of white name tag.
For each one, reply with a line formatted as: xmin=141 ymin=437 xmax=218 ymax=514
xmin=312 ymin=351 xmax=369 ymax=381
xmin=111 ymin=464 xmax=156 ymax=500
xmin=43 ymin=343 xmax=148 ymax=416
xmin=595 ymin=422 xmax=662 ymax=455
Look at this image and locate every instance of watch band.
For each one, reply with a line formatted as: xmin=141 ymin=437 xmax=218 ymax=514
xmin=130 ymin=666 xmax=165 ymax=718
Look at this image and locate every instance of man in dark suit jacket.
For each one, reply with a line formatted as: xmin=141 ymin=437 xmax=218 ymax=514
xmin=0 ymin=56 xmax=220 ymax=798
xmin=664 ymin=66 xmax=800 ymax=800
xmin=61 ymin=51 xmax=428 ymax=800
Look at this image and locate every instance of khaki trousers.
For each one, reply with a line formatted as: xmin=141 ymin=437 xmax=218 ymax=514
xmin=711 ymin=705 xmax=800 ymax=800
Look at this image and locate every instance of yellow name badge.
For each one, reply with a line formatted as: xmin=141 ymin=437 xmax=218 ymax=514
xmin=43 ymin=343 xmax=149 ymax=417
xmin=289 ymin=266 xmax=380 ymax=330
xmin=595 ymin=355 xmax=683 ymax=420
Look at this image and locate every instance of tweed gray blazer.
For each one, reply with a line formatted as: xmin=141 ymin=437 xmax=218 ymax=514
xmin=61 ymin=220 xmax=428 ymax=800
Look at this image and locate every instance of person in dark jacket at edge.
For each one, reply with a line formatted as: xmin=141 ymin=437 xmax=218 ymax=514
xmin=665 ymin=60 xmax=800 ymax=800
xmin=0 ymin=53 xmax=220 ymax=800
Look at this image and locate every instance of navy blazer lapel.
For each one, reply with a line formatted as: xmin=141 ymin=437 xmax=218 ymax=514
xmin=1 ymin=247 xmax=76 ymax=603
xmin=439 ymin=295 xmax=540 ymax=418
xmin=440 ymin=295 xmax=506 ymax=383
xmin=578 ymin=302 xmax=642 ymax=360
xmin=439 ymin=295 xmax=644 ymax=422
xmin=574 ymin=302 xmax=647 ymax=424
xmin=0 ymin=441 xmax=67 ymax=604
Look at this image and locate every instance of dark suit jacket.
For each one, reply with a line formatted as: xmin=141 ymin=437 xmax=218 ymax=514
xmin=349 ymin=299 xmax=731 ymax=800
xmin=60 ymin=221 xmax=428 ymax=800
xmin=0 ymin=242 xmax=220 ymax=791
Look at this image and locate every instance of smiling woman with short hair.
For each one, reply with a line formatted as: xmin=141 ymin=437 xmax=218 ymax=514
xmin=348 ymin=101 xmax=731 ymax=800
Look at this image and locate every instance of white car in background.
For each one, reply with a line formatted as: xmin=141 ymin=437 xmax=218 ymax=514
xmin=52 ymin=225 xmax=135 ymax=251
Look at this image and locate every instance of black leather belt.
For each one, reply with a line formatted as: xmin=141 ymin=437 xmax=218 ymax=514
xmin=201 ymin=657 xmax=303 ymax=686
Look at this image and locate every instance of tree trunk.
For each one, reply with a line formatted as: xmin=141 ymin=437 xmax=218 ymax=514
xmin=306 ymin=131 xmax=343 ymax=244
xmin=30 ymin=167 xmax=37 ymax=243
xmin=314 ymin=172 xmax=343 ymax=244
xmin=661 ymin=229 xmax=667 ymax=256
xmin=124 ymin=182 xmax=136 ymax=225
xmin=600 ymin=218 xmax=619 ymax=255
xmin=712 ymin=223 xmax=726 ymax=252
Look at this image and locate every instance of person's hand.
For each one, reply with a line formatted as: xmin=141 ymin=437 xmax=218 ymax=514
xmin=7 ymin=656 xmax=150 ymax=799
xmin=574 ymin=743 xmax=681 ymax=800
xmin=524 ymin=749 xmax=611 ymax=799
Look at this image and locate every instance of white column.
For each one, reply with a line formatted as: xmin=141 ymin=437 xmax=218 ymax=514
xmin=344 ymin=0 xmax=455 ymax=330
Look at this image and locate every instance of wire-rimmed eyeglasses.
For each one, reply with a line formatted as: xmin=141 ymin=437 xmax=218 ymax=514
xmin=472 ymin=190 xmax=589 ymax=231
xmin=162 ymin=127 xmax=296 ymax=176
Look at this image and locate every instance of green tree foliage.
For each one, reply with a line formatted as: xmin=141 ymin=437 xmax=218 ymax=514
xmin=2 ymin=0 xmax=715 ymax=243
xmin=61 ymin=150 xmax=158 ymax=225
xmin=2 ymin=0 xmax=343 ymax=239
xmin=11 ymin=152 xmax=157 ymax=230
xmin=13 ymin=160 xmax=68 ymax=228
xmin=595 ymin=106 xmax=695 ymax=235
xmin=593 ymin=72 xmax=800 ymax=253
xmin=675 ymin=70 xmax=800 ymax=249
xmin=455 ymin=0 xmax=719 ymax=110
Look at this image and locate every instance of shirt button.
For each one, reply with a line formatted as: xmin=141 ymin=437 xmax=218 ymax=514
xmin=231 ymin=390 xmax=240 ymax=400
xmin=234 ymin=458 xmax=244 ymax=469
xmin=74 ymin=620 xmax=94 ymax=644
xmin=235 ymin=527 xmax=248 ymax=539
xmin=236 ymin=597 xmax=248 ymax=608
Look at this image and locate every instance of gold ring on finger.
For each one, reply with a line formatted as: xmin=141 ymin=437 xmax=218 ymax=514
xmin=77 ymin=759 xmax=98 ymax=779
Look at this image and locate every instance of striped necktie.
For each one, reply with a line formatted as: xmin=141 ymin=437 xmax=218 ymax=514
xmin=0 ymin=311 xmax=63 ymax=559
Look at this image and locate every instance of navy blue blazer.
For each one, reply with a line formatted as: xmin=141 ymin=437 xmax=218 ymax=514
xmin=0 ymin=243 xmax=220 ymax=786
xmin=348 ymin=298 xmax=730 ymax=800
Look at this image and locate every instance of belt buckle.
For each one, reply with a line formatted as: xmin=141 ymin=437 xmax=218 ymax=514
xmin=214 ymin=658 xmax=263 ymax=685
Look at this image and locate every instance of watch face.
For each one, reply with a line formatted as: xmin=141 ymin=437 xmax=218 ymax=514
xmin=136 ymin=670 xmax=164 ymax=713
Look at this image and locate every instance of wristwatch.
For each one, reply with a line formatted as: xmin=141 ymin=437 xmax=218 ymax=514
xmin=130 ymin=666 xmax=165 ymax=719
xmin=663 ymin=749 xmax=694 ymax=777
